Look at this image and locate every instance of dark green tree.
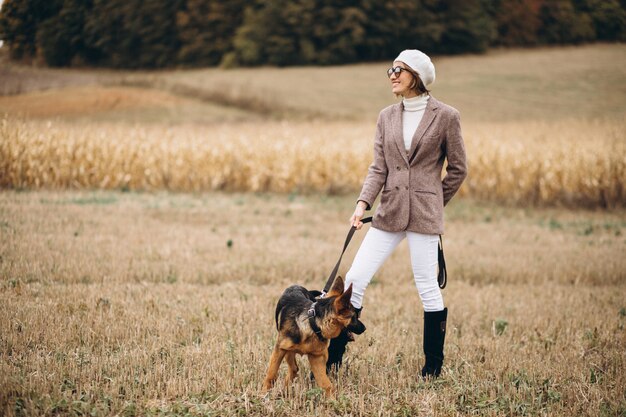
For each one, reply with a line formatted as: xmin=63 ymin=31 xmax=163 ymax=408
xmin=434 ymin=0 xmax=496 ymax=54
xmin=83 ymin=0 xmax=181 ymax=68
xmin=226 ymin=0 xmax=368 ymax=66
xmin=359 ymin=0 xmax=443 ymax=61
xmin=299 ymin=0 xmax=367 ymax=65
xmin=538 ymin=0 xmax=595 ymax=44
xmin=225 ymin=0 xmax=296 ymax=66
xmin=573 ymin=0 xmax=625 ymax=40
xmin=36 ymin=0 xmax=91 ymax=66
xmin=491 ymin=0 xmax=542 ymax=46
xmin=176 ymin=0 xmax=245 ymax=66
xmin=0 ymin=0 xmax=62 ymax=60
xmin=2 ymin=0 xmax=625 ymax=68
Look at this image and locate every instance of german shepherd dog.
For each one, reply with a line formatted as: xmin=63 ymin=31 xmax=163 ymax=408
xmin=262 ymin=276 xmax=356 ymax=397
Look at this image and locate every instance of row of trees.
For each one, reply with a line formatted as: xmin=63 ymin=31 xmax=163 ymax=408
xmin=1 ymin=0 xmax=624 ymax=68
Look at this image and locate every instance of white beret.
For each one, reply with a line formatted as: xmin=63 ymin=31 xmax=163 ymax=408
xmin=394 ymin=49 xmax=436 ymax=86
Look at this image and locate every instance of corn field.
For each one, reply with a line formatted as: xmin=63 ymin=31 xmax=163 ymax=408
xmin=1 ymin=117 xmax=624 ymax=208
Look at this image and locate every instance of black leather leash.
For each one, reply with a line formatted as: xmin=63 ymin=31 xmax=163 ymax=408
xmin=310 ymin=216 xmax=448 ymax=339
xmin=437 ymin=236 xmax=447 ymax=289
xmin=310 ymin=216 xmax=372 ymax=340
xmin=321 ymin=217 xmax=373 ymax=296
xmin=320 ymin=216 xmax=448 ymax=295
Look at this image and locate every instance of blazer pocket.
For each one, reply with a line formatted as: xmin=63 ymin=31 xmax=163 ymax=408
xmin=421 ymin=132 xmax=441 ymax=143
xmin=414 ymin=189 xmax=437 ymax=195
xmin=382 ymin=185 xmax=400 ymax=193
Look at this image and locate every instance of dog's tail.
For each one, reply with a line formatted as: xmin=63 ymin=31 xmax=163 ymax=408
xmin=275 ymin=302 xmax=284 ymax=331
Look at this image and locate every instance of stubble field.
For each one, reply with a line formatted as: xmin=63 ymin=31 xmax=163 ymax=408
xmin=1 ymin=191 xmax=624 ymax=416
xmin=1 ymin=43 xmax=625 ymax=416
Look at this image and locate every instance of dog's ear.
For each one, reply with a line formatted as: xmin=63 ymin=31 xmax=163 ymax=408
xmin=307 ymin=290 xmax=323 ymax=300
xmin=327 ymin=276 xmax=345 ymax=297
xmin=334 ymin=283 xmax=353 ymax=313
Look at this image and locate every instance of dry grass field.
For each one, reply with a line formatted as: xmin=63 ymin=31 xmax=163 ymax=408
xmin=0 ymin=191 xmax=624 ymax=416
xmin=1 ymin=43 xmax=625 ymax=122
xmin=1 ymin=44 xmax=625 ymax=416
xmin=0 ymin=86 xmax=255 ymax=124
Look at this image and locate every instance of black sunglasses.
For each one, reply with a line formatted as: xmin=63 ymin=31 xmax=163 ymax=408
xmin=387 ymin=66 xmax=412 ymax=78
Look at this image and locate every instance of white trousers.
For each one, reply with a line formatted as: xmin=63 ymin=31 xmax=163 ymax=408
xmin=345 ymin=227 xmax=444 ymax=312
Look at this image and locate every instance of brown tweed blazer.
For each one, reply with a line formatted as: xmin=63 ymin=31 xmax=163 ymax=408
xmin=358 ymin=96 xmax=467 ymax=235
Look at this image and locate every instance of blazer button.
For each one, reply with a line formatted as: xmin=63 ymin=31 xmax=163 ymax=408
xmin=396 ymin=166 xmax=401 ymax=170
xmin=395 ymin=186 xmax=399 ymax=190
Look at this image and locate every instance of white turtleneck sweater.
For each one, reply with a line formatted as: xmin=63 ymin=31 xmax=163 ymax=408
xmin=402 ymin=94 xmax=430 ymax=151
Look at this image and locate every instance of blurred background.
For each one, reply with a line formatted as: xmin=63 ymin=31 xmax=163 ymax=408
xmin=1 ymin=0 xmax=625 ymax=68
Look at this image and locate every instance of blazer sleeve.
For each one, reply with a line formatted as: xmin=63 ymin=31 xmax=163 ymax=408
xmin=442 ymin=111 xmax=468 ymax=206
xmin=357 ymin=113 xmax=388 ymax=210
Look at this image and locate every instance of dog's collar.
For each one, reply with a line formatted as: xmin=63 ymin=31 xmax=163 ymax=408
xmin=307 ymin=302 xmax=325 ymax=341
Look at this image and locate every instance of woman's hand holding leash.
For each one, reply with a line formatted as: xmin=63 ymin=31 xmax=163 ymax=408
xmin=350 ymin=201 xmax=368 ymax=229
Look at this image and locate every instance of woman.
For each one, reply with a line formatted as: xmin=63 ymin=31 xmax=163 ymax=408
xmin=330 ymin=49 xmax=467 ymax=378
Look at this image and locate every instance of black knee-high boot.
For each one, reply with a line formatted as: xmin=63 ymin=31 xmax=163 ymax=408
xmin=326 ymin=307 xmax=366 ymax=374
xmin=421 ymin=307 xmax=448 ymax=378
xmin=326 ymin=329 xmax=352 ymax=373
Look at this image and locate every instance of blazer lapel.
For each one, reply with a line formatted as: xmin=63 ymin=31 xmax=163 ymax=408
xmin=391 ymin=103 xmax=409 ymax=165
xmin=408 ymin=96 xmax=439 ymax=164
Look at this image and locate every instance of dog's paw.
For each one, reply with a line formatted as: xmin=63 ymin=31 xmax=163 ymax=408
xmin=261 ymin=380 xmax=274 ymax=393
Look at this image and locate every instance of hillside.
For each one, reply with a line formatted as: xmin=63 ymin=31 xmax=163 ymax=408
xmin=1 ymin=44 xmax=624 ymax=124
